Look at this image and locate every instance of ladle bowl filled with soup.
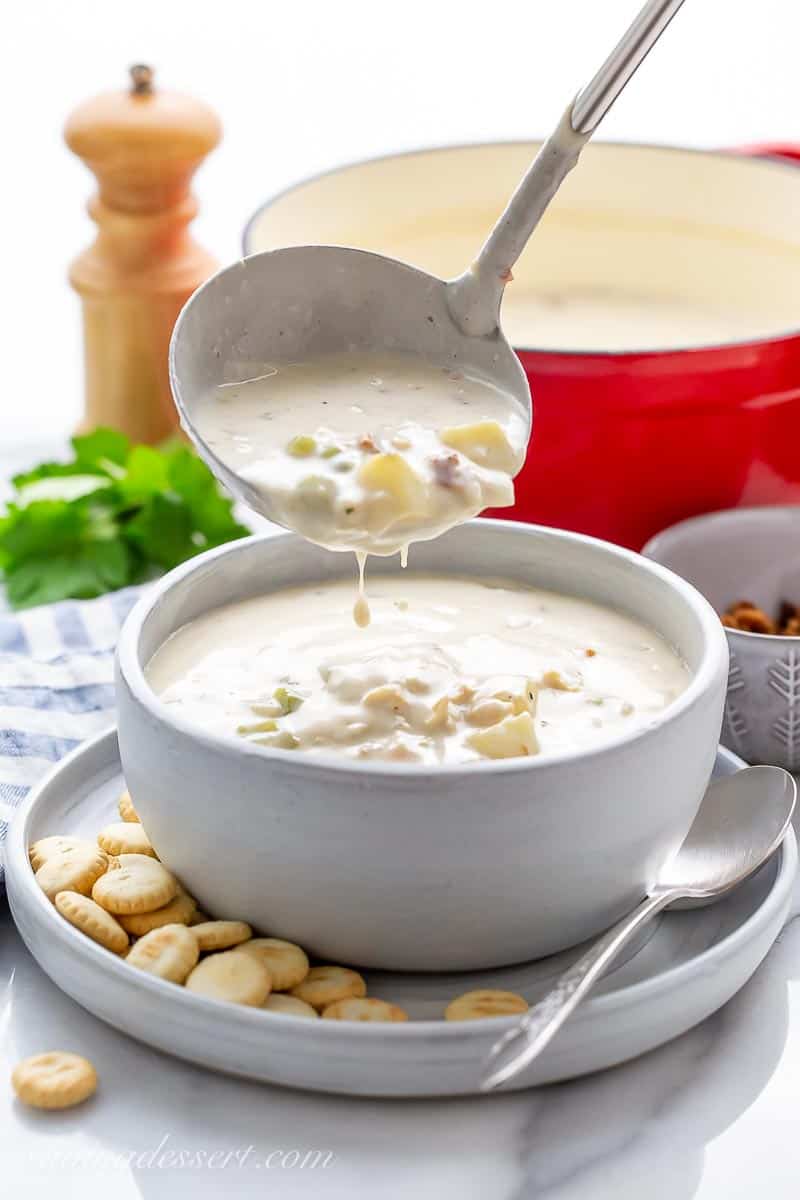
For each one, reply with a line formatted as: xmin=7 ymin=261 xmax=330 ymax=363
xmin=244 ymin=140 xmax=800 ymax=550
xmin=116 ymin=520 xmax=728 ymax=971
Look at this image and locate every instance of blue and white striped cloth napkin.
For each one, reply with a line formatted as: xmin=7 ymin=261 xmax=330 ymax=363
xmin=0 ymin=587 xmax=144 ymax=884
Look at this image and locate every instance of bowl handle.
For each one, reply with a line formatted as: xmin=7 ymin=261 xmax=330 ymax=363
xmin=726 ymin=143 xmax=800 ymax=165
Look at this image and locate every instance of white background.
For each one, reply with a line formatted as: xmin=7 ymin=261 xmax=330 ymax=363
xmin=2 ymin=0 xmax=799 ymax=463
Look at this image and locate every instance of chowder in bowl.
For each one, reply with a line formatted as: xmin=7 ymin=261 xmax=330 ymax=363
xmin=116 ymin=521 xmax=728 ymax=971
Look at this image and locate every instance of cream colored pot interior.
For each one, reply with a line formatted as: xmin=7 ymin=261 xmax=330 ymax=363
xmin=246 ymin=142 xmax=800 ymax=352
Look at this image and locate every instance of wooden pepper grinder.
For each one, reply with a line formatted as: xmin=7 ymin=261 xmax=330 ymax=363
xmin=65 ymin=65 xmax=222 ymax=443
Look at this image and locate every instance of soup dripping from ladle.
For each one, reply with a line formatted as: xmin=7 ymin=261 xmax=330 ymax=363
xmin=171 ymin=0 xmax=687 ymax=531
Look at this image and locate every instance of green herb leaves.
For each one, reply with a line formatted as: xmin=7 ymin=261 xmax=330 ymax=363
xmin=0 ymin=430 xmax=248 ymax=608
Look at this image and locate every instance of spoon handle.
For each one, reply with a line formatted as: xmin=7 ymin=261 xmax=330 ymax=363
xmin=447 ymin=0 xmax=687 ymax=337
xmin=481 ymin=888 xmax=677 ymax=1091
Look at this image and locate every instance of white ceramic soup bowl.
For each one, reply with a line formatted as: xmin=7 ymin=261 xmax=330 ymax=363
xmin=115 ymin=520 xmax=728 ymax=972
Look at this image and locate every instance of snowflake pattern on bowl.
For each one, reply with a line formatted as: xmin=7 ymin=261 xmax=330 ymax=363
xmin=720 ymin=640 xmax=800 ymax=770
xmin=768 ymin=648 xmax=800 ymax=771
xmin=722 ymin=650 xmax=748 ymax=756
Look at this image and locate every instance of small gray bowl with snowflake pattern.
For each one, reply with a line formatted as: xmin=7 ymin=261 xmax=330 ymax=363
xmin=644 ymin=506 xmax=800 ymax=771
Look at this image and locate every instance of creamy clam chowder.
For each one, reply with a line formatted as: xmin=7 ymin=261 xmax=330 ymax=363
xmin=500 ymin=288 xmax=766 ymax=353
xmin=148 ymin=575 xmax=689 ymax=765
xmin=195 ymin=352 xmax=527 ymax=624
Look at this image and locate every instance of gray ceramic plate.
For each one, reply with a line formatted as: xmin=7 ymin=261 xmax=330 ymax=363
xmin=5 ymin=731 xmax=796 ymax=1096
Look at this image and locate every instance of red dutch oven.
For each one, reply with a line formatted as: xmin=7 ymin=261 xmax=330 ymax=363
xmin=244 ymin=140 xmax=800 ymax=549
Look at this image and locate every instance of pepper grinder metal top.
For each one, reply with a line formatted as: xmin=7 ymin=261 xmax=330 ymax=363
xmin=65 ymin=65 xmax=222 ymax=443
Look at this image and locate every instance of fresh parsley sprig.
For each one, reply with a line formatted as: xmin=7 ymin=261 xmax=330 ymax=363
xmin=0 ymin=429 xmax=249 ymax=609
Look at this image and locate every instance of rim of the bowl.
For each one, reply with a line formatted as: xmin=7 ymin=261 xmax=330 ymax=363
xmin=8 ymin=733 xmax=795 ymax=1041
xmin=643 ymin=504 xmax=800 ymax=644
xmin=241 ymin=137 xmax=800 ymax=358
xmin=116 ymin=519 xmax=730 ymax=779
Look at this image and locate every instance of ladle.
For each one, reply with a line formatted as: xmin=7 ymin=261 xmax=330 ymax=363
xmin=170 ymin=0 xmax=687 ymax=524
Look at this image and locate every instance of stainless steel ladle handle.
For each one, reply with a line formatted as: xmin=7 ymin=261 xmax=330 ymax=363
xmin=572 ymin=0 xmax=687 ymax=134
xmin=446 ymin=0 xmax=688 ymax=337
xmin=481 ymin=887 xmax=679 ymax=1092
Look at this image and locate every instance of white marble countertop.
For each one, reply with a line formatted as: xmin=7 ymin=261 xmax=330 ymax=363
xmin=2 ymin=849 xmax=800 ymax=1200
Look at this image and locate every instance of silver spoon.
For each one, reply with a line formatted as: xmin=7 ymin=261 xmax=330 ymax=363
xmin=170 ymin=0 xmax=687 ymax=524
xmin=482 ymin=764 xmax=796 ymax=1092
